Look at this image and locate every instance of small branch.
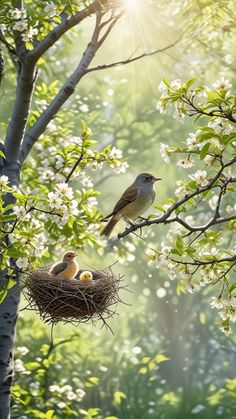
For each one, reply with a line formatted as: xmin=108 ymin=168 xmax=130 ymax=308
xmin=97 ymin=11 xmax=123 ymax=47
xmin=170 ymin=254 xmax=236 ymax=267
xmin=86 ymin=37 xmax=181 ymax=73
xmin=118 ymin=156 xmax=236 ymax=239
xmin=20 ymin=12 xmax=108 ymax=164
xmin=65 ymin=146 xmax=85 ymax=183
xmin=26 ymin=0 xmax=108 ymax=65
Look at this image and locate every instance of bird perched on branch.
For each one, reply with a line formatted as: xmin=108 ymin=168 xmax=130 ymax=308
xmin=100 ymin=172 xmax=161 ymax=237
xmin=49 ymin=251 xmax=79 ymax=280
xmin=79 ymin=270 xmax=93 ymax=282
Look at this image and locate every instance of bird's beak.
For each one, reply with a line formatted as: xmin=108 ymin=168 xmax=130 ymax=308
xmin=153 ymin=176 xmax=162 ymax=182
xmin=73 ymin=252 xmax=77 ymax=257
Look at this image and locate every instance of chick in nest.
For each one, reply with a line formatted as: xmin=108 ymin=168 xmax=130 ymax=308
xmin=79 ymin=271 xmax=93 ymax=282
xmin=49 ymin=251 xmax=79 ymax=280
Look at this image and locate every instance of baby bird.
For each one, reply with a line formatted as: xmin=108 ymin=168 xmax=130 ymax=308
xmin=49 ymin=251 xmax=79 ymax=280
xmin=79 ymin=270 xmax=93 ymax=283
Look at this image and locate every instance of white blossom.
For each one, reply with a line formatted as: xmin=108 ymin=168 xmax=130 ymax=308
xmin=186 ymin=133 xmax=198 ymax=149
xmin=173 ymin=106 xmax=185 ymax=124
xmin=16 ymin=346 xmax=29 ymax=356
xmin=14 ymin=359 xmax=28 ymax=374
xmin=87 ymin=196 xmax=98 ymax=211
xmin=10 ymin=8 xmax=27 ymax=19
xmin=79 ymin=173 xmax=94 ymax=188
xmin=177 ymin=156 xmax=194 ymax=168
xmin=158 ymin=80 xmax=168 ymax=94
xmin=156 ymin=100 xmax=167 ymax=114
xmin=170 ymin=79 xmax=182 ymax=90
xmin=185 ymin=282 xmax=195 ymax=293
xmin=21 ymin=26 xmax=38 ymax=42
xmin=210 ymin=296 xmax=224 ymax=309
xmin=16 ymin=257 xmax=29 ymax=269
xmin=58 ymin=402 xmax=66 ymax=409
xmin=212 ymin=76 xmax=232 ymax=90
xmin=56 ymin=183 xmax=74 ymax=199
xmin=109 ymin=146 xmax=123 ymax=159
xmin=13 ymin=20 xmax=27 ymax=32
xmin=204 ymin=154 xmax=215 ymax=165
xmin=160 ymin=143 xmax=171 ymax=163
xmin=208 ymin=118 xmax=233 ymax=134
xmin=55 ymin=155 xmax=64 ymax=169
xmin=13 ymin=205 xmax=27 ymax=220
xmin=175 ymin=181 xmax=187 ymax=198
xmin=76 ymin=388 xmax=86 ymax=401
xmin=91 ymin=160 xmax=104 ymax=171
xmin=0 ymin=175 xmax=9 ymax=187
xmin=0 ymin=24 xmax=7 ymax=34
xmin=48 ymin=191 xmax=62 ymax=209
xmin=189 ymin=170 xmax=208 ymax=186
xmin=113 ymin=161 xmax=129 ymax=174
xmin=44 ymin=2 xmax=57 ymax=17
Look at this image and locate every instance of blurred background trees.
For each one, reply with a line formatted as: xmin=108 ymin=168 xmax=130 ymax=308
xmin=1 ymin=0 xmax=236 ymax=418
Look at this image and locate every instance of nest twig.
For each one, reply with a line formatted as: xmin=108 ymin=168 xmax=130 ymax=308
xmin=22 ymin=266 xmax=128 ymax=332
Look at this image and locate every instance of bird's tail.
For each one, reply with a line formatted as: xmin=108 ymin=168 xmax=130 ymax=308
xmin=100 ymin=214 xmax=120 ymax=237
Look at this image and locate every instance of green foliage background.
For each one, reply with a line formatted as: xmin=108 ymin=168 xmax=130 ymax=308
xmin=1 ymin=0 xmax=236 ymax=418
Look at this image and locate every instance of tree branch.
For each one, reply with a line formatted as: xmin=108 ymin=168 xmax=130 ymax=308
xmin=117 ymin=156 xmax=236 ymax=239
xmin=20 ymin=11 xmax=110 ymax=164
xmin=86 ymin=37 xmax=181 ymax=73
xmin=4 ymin=62 xmax=37 ymax=163
xmin=26 ymin=0 xmax=111 ymax=65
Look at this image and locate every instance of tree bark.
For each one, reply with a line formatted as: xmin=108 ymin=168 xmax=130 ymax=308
xmin=0 ymin=162 xmax=20 ymax=419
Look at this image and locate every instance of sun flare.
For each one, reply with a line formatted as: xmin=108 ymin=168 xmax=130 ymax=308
xmin=125 ymin=0 xmax=139 ymax=11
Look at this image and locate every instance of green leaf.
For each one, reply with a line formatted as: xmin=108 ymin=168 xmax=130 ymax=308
xmin=0 ymin=290 xmax=7 ymax=304
xmin=186 ymin=78 xmax=197 ymax=89
xmin=7 ymin=279 xmax=16 ymax=290
xmin=0 ymin=150 xmax=5 ymax=159
xmin=176 ymin=236 xmax=184 ymax=254
xmin=200 ymin=142 xmax=210 ymax=159
xmin=155 ymin=354 xmax=170 ymax=363
xmin=113 ymin=391 xmax=127 ymax=406
xmin=45 ymin=410 xmax=54 ymax=419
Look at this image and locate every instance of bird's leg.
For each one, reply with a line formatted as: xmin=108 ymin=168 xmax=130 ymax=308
xmin=138 ymin=216 xmax=151 ymax=225
xmin=124 ymin=217 xmax=136 ymax=228
xmin=123 ymin=218 xmax=144 ymax=239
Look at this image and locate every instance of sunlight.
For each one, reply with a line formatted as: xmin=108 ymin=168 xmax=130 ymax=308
xmin=125 ymin=0 xmax=139 ymax=11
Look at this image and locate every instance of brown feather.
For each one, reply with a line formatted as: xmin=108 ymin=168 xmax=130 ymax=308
xmin=102 ymin=185 xmax=139 ymax=221
xmin=100 ymin=215 xmax=120 ymax=237
xmin=49 ymin=262 xmax=68 ymax=275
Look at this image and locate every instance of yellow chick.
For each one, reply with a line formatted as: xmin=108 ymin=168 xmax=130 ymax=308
xmin=79 ymin=270 xmax=93 ymax=283
xmin=49 ymin=251 xmax=79 ymax=280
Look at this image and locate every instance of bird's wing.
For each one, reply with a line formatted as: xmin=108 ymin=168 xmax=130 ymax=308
xmin=50 ymin=262 xmax=68 ymax=275
xmin=102 ymin=186 xmax=139 ymax=220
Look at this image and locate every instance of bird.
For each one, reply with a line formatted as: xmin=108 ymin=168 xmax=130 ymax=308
xmin=100 ymin=172 xmax=161 ymax=237
xmin=79 ymin=270 xmax=93 ymax=282
xmin=49 ymin=251 xmax=79 ymax=280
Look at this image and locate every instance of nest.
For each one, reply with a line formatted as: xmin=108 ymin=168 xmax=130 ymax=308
xmin=23 ymin=266 xmax=127 ymax=331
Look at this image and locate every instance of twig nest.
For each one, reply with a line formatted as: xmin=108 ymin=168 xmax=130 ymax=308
xmin=23 ymin=266 xmax=125 ymax=330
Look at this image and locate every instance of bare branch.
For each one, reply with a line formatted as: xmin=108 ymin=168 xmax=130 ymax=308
xmin=97 ymin=11 xmax=123 ymax=47
xmin=20 ymin=12 xmax=109 ymax=164
xmin=26 ymin=0 xmax=111 ymax=65
xmin=86 ymin=37 xmax=182 ymax=73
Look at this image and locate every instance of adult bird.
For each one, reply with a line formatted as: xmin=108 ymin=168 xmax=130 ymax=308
xmin=49 ymin=251 xmax=79 ymax=279
xmin=100 ymin=172 xmax=161 ymax=237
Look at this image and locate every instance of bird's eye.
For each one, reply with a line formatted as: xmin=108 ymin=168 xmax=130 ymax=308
xmin=145 ymin=176 xmax=150 ymax=182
